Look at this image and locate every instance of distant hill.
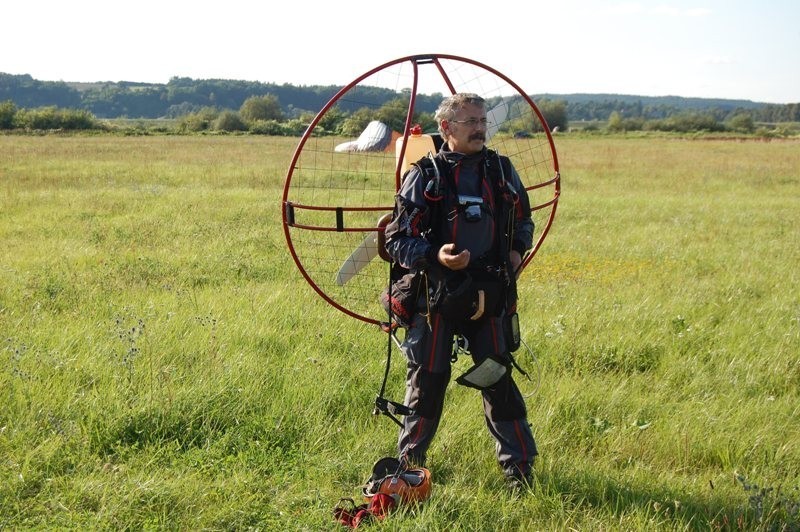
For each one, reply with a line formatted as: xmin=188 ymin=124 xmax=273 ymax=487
xmin=531 ymin=93 xmax=771 ymax=121
xmin=537 ymin=93 xmax=767 ymax=110
xmin=0 ymin=72 xmax=791 ymax=122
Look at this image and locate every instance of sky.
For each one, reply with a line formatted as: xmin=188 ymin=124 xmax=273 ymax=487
xmin=3 ymin=0 xmax=798 ymax=104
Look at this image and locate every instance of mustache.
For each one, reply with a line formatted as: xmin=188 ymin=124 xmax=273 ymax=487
xmin=469 ymin=133 xmax=486 ymax=142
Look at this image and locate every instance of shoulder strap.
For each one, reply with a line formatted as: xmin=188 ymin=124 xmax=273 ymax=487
xmin=410 ymin=153 xmax=446 ymax=203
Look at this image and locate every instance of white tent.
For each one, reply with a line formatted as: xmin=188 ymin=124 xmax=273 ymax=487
xmin=334 ymin=120 xmax=399 ymax=153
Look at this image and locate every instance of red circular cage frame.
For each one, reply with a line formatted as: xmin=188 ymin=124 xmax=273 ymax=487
xmin=282 ymin=53 xmax=561 ymax=326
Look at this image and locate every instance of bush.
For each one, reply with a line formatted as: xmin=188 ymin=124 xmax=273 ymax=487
xmin=13 ymin=106 xmax=58 ymax=129
xmin=607 ymin=111 xmax=646 ymax=132
xmin=0 ymin=100 xmax=17 ymax=129
xmin=248 ymin=119 xmax=284 ymax=135
xmin=240 ymin=95 xmax=283 ymax=123
xmin=646 ymin=112 xmax=725 ymax=133
xmin=316 ymin=105 xmax=346 ymax=135
xmin=726 ymin=113 xmax=755 ymax=133
xmin=283 ymin=118 xmax=309 ymax=136
xmin=10 ymin=106 xmax=98 ymax=130
xmin=340 ymin=109 xmax=374 ymax=137
xmin=607 ymin=111 xmax=624 ymax=132
xmin=59 ymin=108 xmax=97 ymax=129
xmin=214 ymin=111 xmax=247 ymax=132
xmin=538 ymin=99 xmax=569 ymax=132
xmin=177 ymin=107 xmax=219 ymax=132
xmin=247 ymin=118 xmax=308 ymax=136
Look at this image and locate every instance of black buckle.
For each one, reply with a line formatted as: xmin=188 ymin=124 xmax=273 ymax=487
xmin=374 ymin=396 xmax=415 ymax=428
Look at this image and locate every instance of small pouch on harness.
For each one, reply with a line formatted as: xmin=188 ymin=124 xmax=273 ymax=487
xmin=433 ymin=271 xmax=476 ymax=321
xmin=431 ymin=271 xmax=503 ymax=322
xmin=455 ymin=354 xmax=510 ymax=390
xmin=381 ymin=272 xmax=422 ymax=328
xmin=503 ymin=312 xmax=521 ymax=352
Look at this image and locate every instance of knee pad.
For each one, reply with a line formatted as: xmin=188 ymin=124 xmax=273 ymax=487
xmin=482 ymin=374 xmax=527 ymax=421
xmin=408 ymin=365 xmax=450 ymax=419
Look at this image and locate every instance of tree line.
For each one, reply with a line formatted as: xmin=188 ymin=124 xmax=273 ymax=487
xmin=564 ymin=95 xmax=800 ymax=126
xmin=0 ymin=73 xmax=445 ymax=119
xmin=1 ymin=72 xmax=798 ymax=135
xmin=0 ymin=93 xmax=570 ymax=136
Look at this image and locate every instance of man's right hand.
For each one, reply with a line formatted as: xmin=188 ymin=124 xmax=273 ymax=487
xmin=437 ymin=243 xmax=470 ymax=270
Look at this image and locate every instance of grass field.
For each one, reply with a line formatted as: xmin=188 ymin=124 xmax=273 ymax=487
xmin=1 ymin=133 xmax=799 ymax=530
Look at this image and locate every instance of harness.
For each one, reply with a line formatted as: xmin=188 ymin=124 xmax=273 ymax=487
xmin=375 ymin=148 xmax=528 ymax=427
xmin=410 ymin=148 xmax=525 ymax=323
xmin=413 ymin=148 xmax=522 ymax=272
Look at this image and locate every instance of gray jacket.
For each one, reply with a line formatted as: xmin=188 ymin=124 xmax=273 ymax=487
xmin=384 ymin=146 xmax=534 ymax=272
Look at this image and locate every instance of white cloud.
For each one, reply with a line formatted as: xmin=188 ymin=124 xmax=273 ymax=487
xmin=651 ymin=5 xmax=712 ymax=17
xmin=610 ymin=3 xmax=712 ymax=17
xmin=685 ymin=7 xmax=712 ymax=17
xmin=610 ymin=2 xmax=644 ymax=15
xmin=651 ymin=5 xmax=683 ymax=16
xmin=701 ymin=55 xmax=735 ymax=65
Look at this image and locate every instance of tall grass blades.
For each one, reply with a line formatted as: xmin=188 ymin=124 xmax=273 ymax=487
xmin=1 ymin=134 xmax=798 ymax=529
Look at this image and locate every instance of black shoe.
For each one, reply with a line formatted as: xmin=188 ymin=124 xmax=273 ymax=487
xmin=506 ymin=472 xmax=532 ymax=494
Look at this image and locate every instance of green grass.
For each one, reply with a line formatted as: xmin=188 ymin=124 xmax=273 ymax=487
xmin=1 ymin=134 xmax=799 ymax=530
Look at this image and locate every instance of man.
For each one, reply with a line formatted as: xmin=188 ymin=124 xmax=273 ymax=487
xmin=383 ymin=93 xmax=537 ymax=489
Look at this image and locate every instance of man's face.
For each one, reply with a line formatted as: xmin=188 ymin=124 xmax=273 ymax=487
xmin=442 ymin=103 xmax=488 ymax=155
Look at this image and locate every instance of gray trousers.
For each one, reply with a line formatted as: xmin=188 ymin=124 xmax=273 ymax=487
xmin=397 ymin=311 xmax=537 ymax=479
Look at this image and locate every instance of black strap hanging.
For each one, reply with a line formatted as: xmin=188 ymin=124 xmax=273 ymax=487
xmin=375 ymin=260 xmax=415 ymax=427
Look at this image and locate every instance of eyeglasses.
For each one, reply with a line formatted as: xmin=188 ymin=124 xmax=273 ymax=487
xmin=449 ymin=118 xmax=491 ymax=128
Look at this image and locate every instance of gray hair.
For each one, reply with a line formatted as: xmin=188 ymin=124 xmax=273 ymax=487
xmin=434 ymin=93 xmax=486 ymax=138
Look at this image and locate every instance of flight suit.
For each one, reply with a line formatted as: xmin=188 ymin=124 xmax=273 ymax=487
xmin=384 ymin=146 xmax=537 ymax=481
